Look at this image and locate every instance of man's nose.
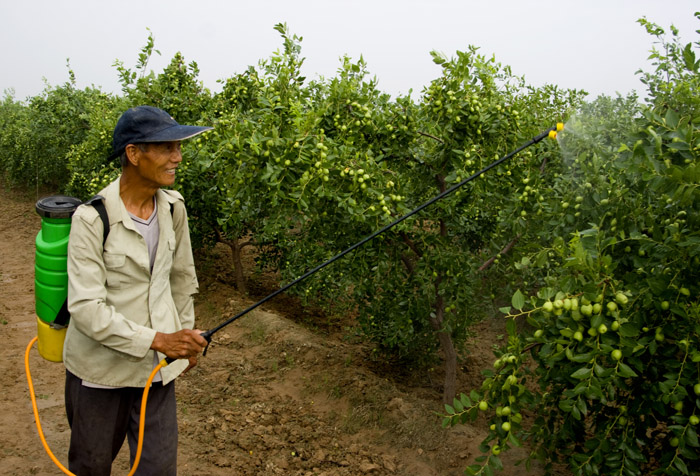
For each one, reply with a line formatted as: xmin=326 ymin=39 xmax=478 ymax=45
xmin=171 ymin=143 xmax=183 ymax=162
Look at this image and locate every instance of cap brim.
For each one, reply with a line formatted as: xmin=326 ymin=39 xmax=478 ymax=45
xmin=144 ymin=124 xmax=214 ymax=143
xmin=107 ymin=125 xmax=213 ymax=160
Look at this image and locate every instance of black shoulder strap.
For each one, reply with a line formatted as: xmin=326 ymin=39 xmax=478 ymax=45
xmin=56 ymin=195 xmax=107 ymax=329
xmin=53 ymin=297 xmax=71 ymax=328
xmin=86 ymin=195 xmax=109 ymax=247
xmin=86 ymin=194 xmax=175 ymax=248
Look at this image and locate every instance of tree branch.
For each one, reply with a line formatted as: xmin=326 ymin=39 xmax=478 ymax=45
xmin=400 ymin=232 xmax=423 ymax=258
xmin=418 ymin=130 xmax=444 ymax=144
xmin=478 ymin=234 xmax=521 ymax=272
xmin=400 ymin=253 xmax=415 ymax=275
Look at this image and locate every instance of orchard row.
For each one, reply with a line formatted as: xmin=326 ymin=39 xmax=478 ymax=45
xmin=2 ymin=17 xmax=699 ymax=475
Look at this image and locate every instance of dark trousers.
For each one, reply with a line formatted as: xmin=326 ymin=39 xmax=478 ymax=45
xmin=65 ymin=370 xmax=178 ymax=476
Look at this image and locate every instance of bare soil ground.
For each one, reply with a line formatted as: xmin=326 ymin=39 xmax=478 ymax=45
xmin=0 ymin=180 xmax=552 ymax=475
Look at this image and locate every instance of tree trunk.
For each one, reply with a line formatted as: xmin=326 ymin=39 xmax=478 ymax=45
xmin=439 ymin=330 xmax=458 ymax=404
xmin=430 ymin=276 xmax=457 ymax=403
xmin=219 ymin=236 xmax=251 ymax=294
xmin=212 ymin=225 xmax=253 ymax=294
xmin=432 ymin=175 xmax=458 ymax=403
xmin=430 ymin=291 xmax=458 ymax=403
xmin=228 ymin=238 xmax=247 ymax=294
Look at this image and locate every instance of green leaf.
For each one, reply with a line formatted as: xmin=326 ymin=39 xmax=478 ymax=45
xmin=570 ymin=352 xmax=594 ymax=363
xmin=575 ymin=397 xmax=588 ymax=416
xmin=624 ymin=443 xmax=644 ymax=462
xmin=617 ymin=363 xmax=638 ymax=378
xmin=619 ymin=323 xmax=640 ymax=337
xmin=466 ymin=464 xmax=482 ymax=475
xmin=430 ymin=50 xmax=447 ymax=65
xmin=558 ymin=399 xmax=573 ymax=412
xmin=511 ymin=290 xmax=526 ymax=310
xmin=672 ymin=457 xmax=688 ymax=474
xmin=682 ymin=42 xmax=698 ymax=72
xmin=593 ymin=363 xmax=607 ymax=377
xmin=571 ymin=367 xmax=592 ymax=379
xmin=585 ymin=385 xmax=604 ymax=400
xmin=685 ymin=427 xmax=699 ymax=448
xmin=668 ymin=141 xmax=690 ymax=151
xmin=571 ymin=404 xmax=581 ymax=420
xmin=508 ymin=432 xmax=522 ymax=447
xmin=665 ymin=109 xmax=680 ymax=128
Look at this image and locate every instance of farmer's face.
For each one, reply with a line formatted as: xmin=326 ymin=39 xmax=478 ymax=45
xmin=129 ymin=141 xmax=182 ymax=188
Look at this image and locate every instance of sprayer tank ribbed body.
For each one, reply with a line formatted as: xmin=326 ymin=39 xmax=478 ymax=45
xmin=34 ymin=195 xmax=81 ymax=362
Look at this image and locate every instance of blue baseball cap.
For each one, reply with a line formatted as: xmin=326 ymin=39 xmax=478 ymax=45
xmin=108 ymin=106 xmax=213 ymax=160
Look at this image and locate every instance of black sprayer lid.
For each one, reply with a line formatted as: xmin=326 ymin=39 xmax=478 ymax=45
xmin=35 ymin=195 xmax=83 ymax=219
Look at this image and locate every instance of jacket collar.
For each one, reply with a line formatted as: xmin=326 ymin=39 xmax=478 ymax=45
xmin=101 ymin=176 xmax=177 ymax=233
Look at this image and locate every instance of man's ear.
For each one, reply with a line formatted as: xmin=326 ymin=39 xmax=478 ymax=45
xmin=124 ymin=144 xmax=140 ymax=167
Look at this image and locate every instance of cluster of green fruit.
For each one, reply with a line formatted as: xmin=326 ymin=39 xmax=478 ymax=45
xmin=531 ymin=290 xmax=630 ymax=359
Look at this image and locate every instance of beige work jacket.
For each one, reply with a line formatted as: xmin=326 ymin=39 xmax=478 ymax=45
xmin=64 ymin=177 xmax=199 ymax=386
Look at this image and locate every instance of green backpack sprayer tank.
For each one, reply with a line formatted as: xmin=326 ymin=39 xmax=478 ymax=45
xmin=34 ymin=195 xmax=82 ymax=362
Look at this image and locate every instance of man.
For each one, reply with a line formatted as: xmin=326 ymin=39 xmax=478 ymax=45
xmin=64 ymin=105 xmax=212 ymax=475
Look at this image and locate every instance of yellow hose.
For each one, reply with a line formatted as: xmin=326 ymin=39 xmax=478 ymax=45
xmin=24 ymin=336 xmax=166 ymax=476
xmin=129 ymin=358 xmax=168 ymax=476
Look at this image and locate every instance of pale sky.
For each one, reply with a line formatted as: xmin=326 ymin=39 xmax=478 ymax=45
xmin=1 ymin=1 xmax=698 ymax=102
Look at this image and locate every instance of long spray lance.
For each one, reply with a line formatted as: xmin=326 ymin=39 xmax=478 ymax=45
xmin=166 ymin=122 xmax=564 ymax=364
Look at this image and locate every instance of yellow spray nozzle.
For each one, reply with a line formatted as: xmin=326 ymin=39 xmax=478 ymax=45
xmin=557 ymin=122 xmax=564 ymax=132
xmin=548 ymin=130 xmax=558 ymax=140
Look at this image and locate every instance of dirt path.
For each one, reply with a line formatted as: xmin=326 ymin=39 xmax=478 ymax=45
xmin=0 ymin=180 xmax=550 ymax=475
